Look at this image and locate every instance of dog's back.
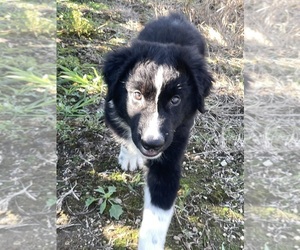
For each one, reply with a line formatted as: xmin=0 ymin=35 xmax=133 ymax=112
xmin=137 ymin=13 xmax=206 ymax=56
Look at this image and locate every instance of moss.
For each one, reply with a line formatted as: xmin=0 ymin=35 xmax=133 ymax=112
xmin=180 ymin=174 xmax=202 ymax=191
xmin=210 ymin=205 xmax=243 ymax=220
xmin=103 ymin=225 xmax=139 ymax=249
xmin=246 ymin=205 xmax=300 ymax=220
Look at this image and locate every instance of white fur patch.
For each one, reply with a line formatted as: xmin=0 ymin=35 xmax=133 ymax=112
xmin=118 ymin=143 xmax=145 ymax=171
xmin=141 ymin=66 xmax=164 ymax=145
xmin=138 ymin=186 xmax=174 ymax=250
xmin=143 ymin=112 xmax=161 ymax=142
xmin=154 ymin=66 xmax=164 ymax=108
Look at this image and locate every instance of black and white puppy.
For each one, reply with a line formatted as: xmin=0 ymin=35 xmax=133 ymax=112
xmin=103 ymin=13 xmax=213 ymax=249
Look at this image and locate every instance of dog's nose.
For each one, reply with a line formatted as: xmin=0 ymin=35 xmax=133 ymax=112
xmin=141 ymin=135 xmax=165 ymax=151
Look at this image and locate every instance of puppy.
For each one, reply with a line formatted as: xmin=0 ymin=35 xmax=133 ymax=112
xmin=103 ymin=13 xmax=213 ymax=249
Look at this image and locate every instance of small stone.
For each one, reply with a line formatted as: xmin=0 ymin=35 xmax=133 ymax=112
xmin=194 ymin=155 xmax=201 ymax=161
xmin=263 ymin=160 xmax=273 ymax=167
xmin=221 ymin=160 xmax=227 ymax=167
xmin=173 ymin=235 xmax=181 ymax=241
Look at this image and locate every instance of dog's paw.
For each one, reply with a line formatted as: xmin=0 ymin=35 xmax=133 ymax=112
xmin=118 ymin=145 xmax=145 ymax=171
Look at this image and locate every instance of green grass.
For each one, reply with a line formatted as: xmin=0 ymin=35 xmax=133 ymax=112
xmin=57 ymin=65 xmax=104 ymax=118
xmin=0 ymin=66 xmax=55 ymax=117
xmin=0 ymin=1 xmax=56 ymax=119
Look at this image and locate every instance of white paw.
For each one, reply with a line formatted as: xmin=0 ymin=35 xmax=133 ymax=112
xmin=118 ymin=145 xmax=145 ymax=171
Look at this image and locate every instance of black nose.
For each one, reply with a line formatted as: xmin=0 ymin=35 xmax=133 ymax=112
xmin=141 ymin=135 xmax=165 ymax=151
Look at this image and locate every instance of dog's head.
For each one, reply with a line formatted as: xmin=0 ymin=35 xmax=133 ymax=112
xmin=103 ymin=42 xmax=213 ymax=159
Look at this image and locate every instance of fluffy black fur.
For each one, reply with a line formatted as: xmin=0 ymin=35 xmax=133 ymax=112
xmin=103 ymin=13 xmax=213 ymax=212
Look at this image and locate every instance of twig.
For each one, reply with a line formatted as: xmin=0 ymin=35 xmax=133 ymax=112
xmin=0 ymin=223 xmax=39 ymax=230
xmin=57 ymin=182 xmax=79 ymax=213
xmin=65 ymin=199 xmax=97 ymax=216
xmin=0 ymin=182 xmax=35 ymax=213
xmin=57 ymin=223 xmax=81 ymax=229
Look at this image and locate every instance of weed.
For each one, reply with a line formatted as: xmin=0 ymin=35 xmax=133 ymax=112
xmin=23 ymin=9 xmax=55 ymax=36
xmin=0 ymin=66 xmax=55 ymax=117
xmin=57 ymin=120 xmax=73 ymax=140
xmin=177 ymin=183 xmax=192 ymax=212
xmin=4 ymin=66 xmax=56 ymax=88
xmin=127 ymin=172 xmax=144 ymax=194
xmin=85 ymin=186 xmax=124 ymax=220
xmin=57 ymin=91 xmax=98 ymax=117
xmin=58 ymin=7 xmax=95 ymax=37
xmin=57 ymin=65 xmax=104 ymax=117
xmin=57 ymin=55 xmax=81 ymax=70
xmin=87 ymin=2 xmax=109 ymax=10
xmin=58 ymin=65 xmax=104 ymax=94
xmin=1 ymin=5 xmax=55 ymax=36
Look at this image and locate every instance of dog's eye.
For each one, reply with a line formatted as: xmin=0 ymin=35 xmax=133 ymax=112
xmin=170 ymin=95 xmax=181 ymax=106
xmin=133 ymin=91 xmax=143 ymax=101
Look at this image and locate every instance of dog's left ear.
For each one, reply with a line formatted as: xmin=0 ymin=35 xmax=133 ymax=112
xmin=193 ymin=69 xmax=214 ymax=113
xmin=180 ymin=48 xmax=213 ymax=113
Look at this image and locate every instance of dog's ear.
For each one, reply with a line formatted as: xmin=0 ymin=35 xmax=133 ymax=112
xmin=193 ymin=68 xmax=214 ymax=113
xmin=180 ymin=49 xmax=213 ymax=113
xmin=102 ymin=47 xmax=133 ymax=101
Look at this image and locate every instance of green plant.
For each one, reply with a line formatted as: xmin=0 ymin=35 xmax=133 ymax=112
xmin=57 ymin=91 xmax=98 ymax=117
xmin=4 ymin=66 xmax=55 ymax=88
xmin=57 ymin=65 xmax=103 ymax=117
xmin=2 ymin=6 xmax=55 ymax=36
xmin=58 ymin=65 xmax=104 ymax=94
xmin=177 ymin=183 xmax=192 ymax=211
xmin=0 ymin=66 xmax=55 ymax=116
xmin=85 ymin=186 xmax=123 ymax=220
xmin=57 ymin=55 xmax=81 ymax=70
xmin=59 ymin=8 xmax=95 ymax=37
xmin=23 ymin=9 xmax=55 ymax=36
xmin=127 ymin=172 xmax=144 ymax=194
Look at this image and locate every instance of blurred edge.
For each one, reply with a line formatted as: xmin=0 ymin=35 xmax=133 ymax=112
xmin=0 ymin=0 xmax=57 ymax=249
xmin=244 ymin=0 xmax=300 ymax=249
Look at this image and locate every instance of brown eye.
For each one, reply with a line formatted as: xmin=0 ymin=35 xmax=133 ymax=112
xmin=170 ymin=95 xmax=181 ymax=105
xmin=133 ymin=91 xmax=143 ymax=101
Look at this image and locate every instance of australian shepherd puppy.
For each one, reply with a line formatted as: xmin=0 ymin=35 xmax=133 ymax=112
xmin=103 ymin=13 xmax=213 ymax=249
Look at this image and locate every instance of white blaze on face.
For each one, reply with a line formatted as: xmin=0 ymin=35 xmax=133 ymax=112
xmin=154 ymin=66 xmax=164 ymax=108
xmin=143 ymin=66 xmax=164 ymax=141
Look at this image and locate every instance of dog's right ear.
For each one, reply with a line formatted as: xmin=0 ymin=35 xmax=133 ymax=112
xmin=102 ymin=47 xmax=132 ymax=101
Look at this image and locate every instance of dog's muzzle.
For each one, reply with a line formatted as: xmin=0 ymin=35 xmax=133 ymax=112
xmin=140 ymin=135 xmax=165 ymax=158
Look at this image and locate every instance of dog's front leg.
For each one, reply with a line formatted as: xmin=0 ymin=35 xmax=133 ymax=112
xmin=138 ymin=185 xmax=174 ymax=250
